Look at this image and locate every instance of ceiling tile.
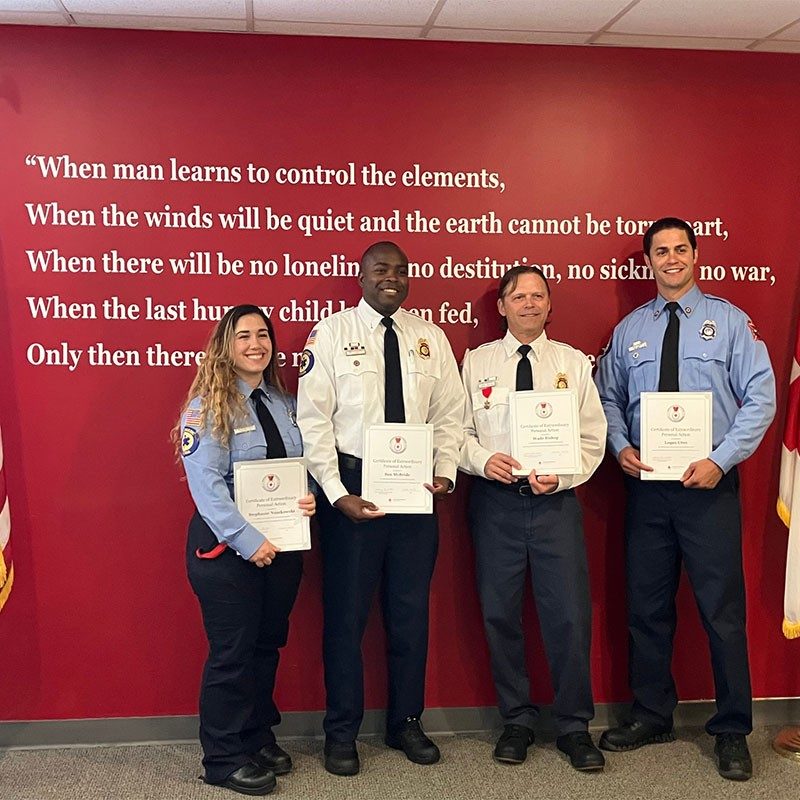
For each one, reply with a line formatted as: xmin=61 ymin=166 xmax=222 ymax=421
xmin=253 ymin=20 xmax=424 ymax=38
xmin=72 ymin=13 xmax=247 ymax=30
xmin=64 ymin=1 xmax=245 ymax=17
xmin=252 ymin=0 xmax=437 ymax=26
xmin=752 ymin=39 xmax=800 ymax=51
xmin=594 ymin=32 xmax=753 ymax=50
xmin=436 ymin=0 xmax=632 ymax=32
xmin=0 ymin=1 xmax=61 ymax=10
xmin=611 ymin=0 xmax=800 ymax=38
xmin=428 ymin=28 xmax=590 ymax=44
xmin=773 ymin=19 xmax=800 ymax=39
xmin=0 ymin=11 xmax=66 ymax=23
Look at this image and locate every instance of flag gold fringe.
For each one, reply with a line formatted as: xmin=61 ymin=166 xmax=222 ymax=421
xmin=777 ymin=497 xmax=791 ymax=528
xmin=0 ymin=552 xmax=6 ymax=584
xmin=0 ymin=563 xmax=13 ymax=612
xmin=783 ymin=617 xmax=800 ymax=639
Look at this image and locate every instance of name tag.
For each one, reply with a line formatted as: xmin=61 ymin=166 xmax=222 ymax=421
xmin=478 ymin=376 xmax=497 ymax=389
xmin=234 ymin=425 xmax=257 ymax=434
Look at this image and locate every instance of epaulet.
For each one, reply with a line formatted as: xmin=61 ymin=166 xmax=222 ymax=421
xmin=704 ymin=293 xmax=732 ymax=306
xmin=475 ymin=340 xmax=498 ymax=350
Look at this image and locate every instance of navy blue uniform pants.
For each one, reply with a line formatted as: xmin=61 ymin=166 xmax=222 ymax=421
xmin=186 ymin=512 xmax=303 ymax=783
xmin=319 ymin=456 xmax=439 ymax=742
xmin=624 ymin=470 xmax=751 ymax=735
xmin=469 ymin=479 xmax=594 ymax=735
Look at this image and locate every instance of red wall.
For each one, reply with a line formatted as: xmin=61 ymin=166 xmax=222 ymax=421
xmin=1 ymin=26 xmax=798 ymax=721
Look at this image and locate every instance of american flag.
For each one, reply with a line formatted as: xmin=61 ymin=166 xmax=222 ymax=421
xmin=0 ymin=424 xmax=13 ymax=612
xmin=778 ymin=320 xmax=800 ymax=639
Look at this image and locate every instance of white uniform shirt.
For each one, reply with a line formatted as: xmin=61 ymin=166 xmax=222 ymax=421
xmin=297 ymin=298 xmax=464 ymax=504
xmin=460 ymin=330 xmax=607 ymax=492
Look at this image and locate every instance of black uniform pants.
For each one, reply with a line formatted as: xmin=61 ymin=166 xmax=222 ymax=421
xmin=186 ymin=512 xmax=303 ymax=783
xmin=624 ymin=470 xmax=751 ymax=735
xmin=470 ymin=479 xmax=594 ymax=735
xmin=319 ymin=456 xmax=439 ymax=742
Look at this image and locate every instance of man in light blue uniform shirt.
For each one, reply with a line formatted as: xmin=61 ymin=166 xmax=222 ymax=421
xmin=594 ymin=217 xmax=775 ymax=781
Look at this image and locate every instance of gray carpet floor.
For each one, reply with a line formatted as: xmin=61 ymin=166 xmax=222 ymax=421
xmin=2 ymin=727 xmax=798 ymax=800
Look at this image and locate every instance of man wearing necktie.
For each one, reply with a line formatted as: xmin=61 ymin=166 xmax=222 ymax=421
xmin=459 ymin=266 xmax=607 ymax=770
xmin=595 ymin=218 xmax=776 ymax=780
xmin=297 ymin=241 xmax=463 ymax=776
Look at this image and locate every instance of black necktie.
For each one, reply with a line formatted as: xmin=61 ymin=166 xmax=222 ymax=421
xmin=250 ymin=388 xmax=287 ymax=458
xmin=382 ymin=317 xmax=405 ymax=423
xmin=516 ymin=344 xmax=533 ymax=391
xmin=658 ymin=302 xmax=680 ymax=392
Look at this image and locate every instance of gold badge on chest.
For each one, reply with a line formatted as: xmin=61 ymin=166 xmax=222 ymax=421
xmin=555 ymin=372 xmax=569 ymax=389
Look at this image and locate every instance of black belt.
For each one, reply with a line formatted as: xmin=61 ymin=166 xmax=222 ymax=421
xmin=483 ymin=477 xmax=534 ymax=496
xmin=338 ymin=453 xmax=362 ymax=471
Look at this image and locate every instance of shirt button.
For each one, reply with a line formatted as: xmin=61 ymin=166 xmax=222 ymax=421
xmin=633 ymin=353 xmax=639 ymax=359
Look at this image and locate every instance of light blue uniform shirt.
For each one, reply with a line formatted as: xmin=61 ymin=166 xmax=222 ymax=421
xmin=180 ymin=378 xmax=302 ymax=559
xmin=594 ymin=285 xmax=776 ymax=474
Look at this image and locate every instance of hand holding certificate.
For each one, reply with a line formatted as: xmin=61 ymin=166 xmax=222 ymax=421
xmin=362 ymin=423 xmax=434 ymax=514
xmin=509 ymin=390 xmax=581 ymax=476
xmin=639 ymin=392 xmax=712 ymax=481
xmin=233 ymin=457 xmax=311 ymax=550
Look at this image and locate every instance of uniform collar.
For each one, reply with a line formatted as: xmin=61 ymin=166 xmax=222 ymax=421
xmin=652 ymin=284 xmax=703 ymax=320
xmin=237 ymin=376 xmax=268 ymax=399
xmin=358 ymin=297 xmax=405 ymax=332
xmin=502 ymin=329 xmax=548 ymax=360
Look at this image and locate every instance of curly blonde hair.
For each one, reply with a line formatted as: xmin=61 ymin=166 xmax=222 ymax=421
xmin=172 ymin=305 xmax=287 ymax=452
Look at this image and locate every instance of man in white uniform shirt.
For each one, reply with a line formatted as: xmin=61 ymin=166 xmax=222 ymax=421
xmin=297 ymin=241 xmax=463 ymax=776
xmin=460 ymin=266 xmax=607 ymax=770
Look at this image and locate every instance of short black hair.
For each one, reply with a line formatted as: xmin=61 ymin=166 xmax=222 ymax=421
xmin=643 ymin=217 xmax=697 ymax=256
xmin=359 ymin=241 xmax=407 ymax=271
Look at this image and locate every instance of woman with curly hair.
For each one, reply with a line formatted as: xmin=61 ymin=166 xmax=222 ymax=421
xmin=175 ymin=304 xmax=314 ymax=796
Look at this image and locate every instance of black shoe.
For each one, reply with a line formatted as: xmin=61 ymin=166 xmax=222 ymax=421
xmin=493 ymin=724 xmax=535 ymax=764
xmin=556 ymin=732 xmax=605 ymax=771
xmin=214 ymin=763 xmax=276 ymax=796
xmin=385 ymin=717 xmax=441 ymax=765
xmin=252 ymin=743 xmax=292 ymax=776
xmin=324 ymin=739 xmax=360 ymax=776
xmin=599 ymin=720 xmax=675 ymax=752
xmin=714 ymin=733 xmax=752 ymax=781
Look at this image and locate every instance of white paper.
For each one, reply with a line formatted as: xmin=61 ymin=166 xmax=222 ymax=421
xmin=362 ymin=423 xmax=434 ymax=515
xmin=640 ymin=392 xmax=713 ymax=481
xmin=509 ymin=390 xmax=581 ymax=476
xmin=233 ymin=457 xmax=311 ymax=550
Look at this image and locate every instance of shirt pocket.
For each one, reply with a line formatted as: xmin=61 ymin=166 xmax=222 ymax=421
xmin=471 ymin=387 xmax=510 ymax=450
xmin=683 ymin=338 xmax=727 ymax=391
xmin=626 ymin=348 xmax=657 ymax=395
xmin=334 ymin=354 xmax=378 ymax=406
xmin=230 ymin=428 xmax=267 ymax=464
xmin=408 ymin=357 xmax=441 ymax=412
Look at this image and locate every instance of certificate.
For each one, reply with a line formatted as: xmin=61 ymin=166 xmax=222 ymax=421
xmin=509 ymin=390 xmax=581 ymax=476
xmin=362 ymin=423 xmax=433 ymax=515
xmin=233 ymin=457 xmax=311 ymax=550
xmin=640 ymin=392 xmax=712 ymax=481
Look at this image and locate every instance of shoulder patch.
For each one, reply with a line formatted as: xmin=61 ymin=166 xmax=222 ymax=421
xmin=298 ymin=349 xmax=315 ymax=377
xmin=181 ymin=426 xmax=199 ymax=457
xmin=746 ymin=319 xmax=759 ymax=340
xmin=305 ymin=328 xmax=318 ymax=347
